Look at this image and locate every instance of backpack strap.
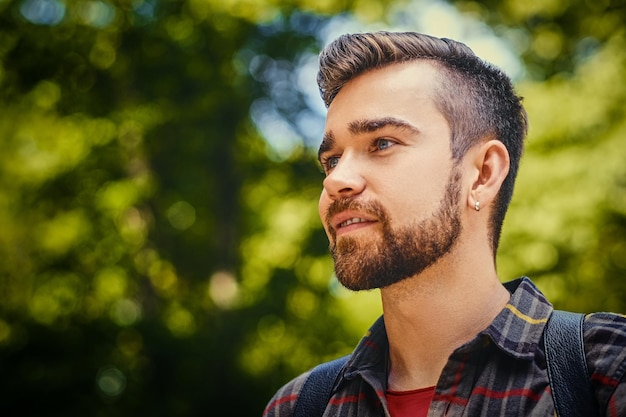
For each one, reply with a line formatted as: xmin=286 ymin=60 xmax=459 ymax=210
xmin=294 ymin=311 xmax=598 ymax=417
xmin=544 ymin=310 xmax=599 ymax=417
xmin=293 ymin=355 xmax=350 ymax=417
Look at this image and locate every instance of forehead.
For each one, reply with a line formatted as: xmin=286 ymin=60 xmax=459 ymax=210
xmin=323 ymin=61 xmax=447 ymax=137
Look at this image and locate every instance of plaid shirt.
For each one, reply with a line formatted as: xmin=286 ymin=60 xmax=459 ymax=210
xmin=264 ymin=277 xmax=626 ymax=416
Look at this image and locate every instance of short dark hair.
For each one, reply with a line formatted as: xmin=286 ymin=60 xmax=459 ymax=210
xmin=317 ymin=31 xmax=528 ymax=253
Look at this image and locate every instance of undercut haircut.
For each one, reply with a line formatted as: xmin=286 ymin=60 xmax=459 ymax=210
xmin=317 ymin=31 xmax=528 ymax=253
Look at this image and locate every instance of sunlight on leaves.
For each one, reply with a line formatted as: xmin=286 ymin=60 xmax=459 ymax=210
xmin=29 ymin=273 xmax=82 ymax=324
xmin=208 ymin=270 xmax=240 ymax=309
xmin=167 ymin=201 xmax=197 ymax=231
xmin=287 ymin=288 xmax=319 ymax=319
xmin=164 ymin=303 xmax=196 ymax=337
xmin=94 ymin=266 xmax=129 ymax=303
xmin=110 ymin=298 xmax=143 ymax=326
xmin=96 ymin=177 xmax=154 ymax=217
xmin=148 ymin=260 xmax=179 ymax=298
xmin=38 ymin=210 xmax=91 ymax=256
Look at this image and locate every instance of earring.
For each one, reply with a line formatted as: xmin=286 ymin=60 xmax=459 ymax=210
xmin=474 ymin=201 xmax=480 ymax=212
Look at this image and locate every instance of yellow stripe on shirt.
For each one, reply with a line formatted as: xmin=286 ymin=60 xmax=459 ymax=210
xmin=505 ymin=304 xmax=549 ymax=325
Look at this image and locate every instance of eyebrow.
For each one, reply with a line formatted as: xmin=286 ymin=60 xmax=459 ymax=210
xmin=348 ymin=117 xmax=421 ymax=136
xmin=317 ymin=117 xmax=420 ymax=163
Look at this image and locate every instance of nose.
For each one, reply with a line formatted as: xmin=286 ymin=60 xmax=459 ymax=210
xmin=322 ymin=156 xmax=366 ymax=199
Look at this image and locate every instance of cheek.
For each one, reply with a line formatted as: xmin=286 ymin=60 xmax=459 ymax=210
xmin=318 ymin=189 xmax=328 ymax=217
xmin=318 ymin=190 xmax=332 ymax=238
xmin=381 ymin=171 xmax=448 ymax=219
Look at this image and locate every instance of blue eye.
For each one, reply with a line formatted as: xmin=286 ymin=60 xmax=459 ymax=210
xmin=376 ymin=139 xmax=394 ymax=150
xmin=323 ymin=156 xmax=339 ymax=171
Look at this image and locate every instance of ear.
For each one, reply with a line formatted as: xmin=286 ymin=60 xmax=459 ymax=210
xmin=465 ymin=139 xmax=510 ymax=212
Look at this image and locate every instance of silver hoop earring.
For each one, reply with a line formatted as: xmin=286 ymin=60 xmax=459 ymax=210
xmin=474 ymin=201 xmax=480 ymax=212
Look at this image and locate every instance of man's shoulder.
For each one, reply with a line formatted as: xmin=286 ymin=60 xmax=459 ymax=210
xmin=263 ymin=369 xmax=311 ymax=417
xmin=583 ymin=312 xmax=626 ymax=412
xmin=583 ymin=311 xmax=626 ymax=358
xmin=263 ymin=354 xmax=353 ymax=417
xmin=584 ymin=311 xmax=626 ymax=347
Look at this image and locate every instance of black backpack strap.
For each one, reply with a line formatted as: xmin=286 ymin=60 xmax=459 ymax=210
xmin=544 ymin=310 xmax=598 ymax=417
xmin=295 ymin=311 xmax=598 ymax=417
xmin=293 ymin=355 xmax=350 ymax=417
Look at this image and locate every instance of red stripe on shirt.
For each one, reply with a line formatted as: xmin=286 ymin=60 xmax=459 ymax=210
xmin=609 ymin=394 xmax=619 ymax=417
xmin=263 ymin=394 xmax=298 ymax=415
xmin=471 ymin=386 xmax=544 ymax=402
xmin=592 ymin=372 xmax=620 ymax=388
xmin=433 ymin=355 xmax=470 ymax=406
xmin=447 ymin=355 xmax=467 ymax=398
xmin=364 ymin=339 xmax=380 ymax=350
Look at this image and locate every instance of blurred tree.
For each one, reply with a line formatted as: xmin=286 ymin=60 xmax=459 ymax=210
xmin=1 ymin=0 xmax=625 ymax=416
xmin=0 ymin=1 xmax=356 ymax=415
xmin=453 ymin=0 xmax=626 ymax=79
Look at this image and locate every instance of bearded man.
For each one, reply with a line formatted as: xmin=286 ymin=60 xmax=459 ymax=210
xmin=264 ymin=31 xmax=626 ymax=417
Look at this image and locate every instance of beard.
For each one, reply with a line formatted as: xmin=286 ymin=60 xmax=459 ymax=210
xmin=326 ymin=167 xmax=463 ymax=291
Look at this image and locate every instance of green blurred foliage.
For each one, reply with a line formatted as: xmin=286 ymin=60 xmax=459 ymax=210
xmin=0 ymin=0 xmax=625 ymax=415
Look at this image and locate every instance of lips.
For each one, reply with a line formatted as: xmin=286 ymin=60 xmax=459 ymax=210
xmin=338 ymin=217 xmax=370 ymax=228
xmin=325 ymin=198 xmax=384 ymax=237
xmin=331 ymin=211 xmax=377 ymax=235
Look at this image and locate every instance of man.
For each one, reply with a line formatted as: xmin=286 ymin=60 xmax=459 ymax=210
xmin=264 ymin=32 xmax=626 ymax=416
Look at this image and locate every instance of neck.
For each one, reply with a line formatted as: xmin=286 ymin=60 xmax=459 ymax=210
xmin=381 ymin=243 xmax=510 ymax=391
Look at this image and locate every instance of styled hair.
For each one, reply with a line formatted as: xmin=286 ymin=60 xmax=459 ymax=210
xmin=317 ymin=31 xmax=528 ymax=253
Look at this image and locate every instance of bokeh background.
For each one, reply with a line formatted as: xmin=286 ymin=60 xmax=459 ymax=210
xmin=1 ymin=0 xmax=626 ymax=415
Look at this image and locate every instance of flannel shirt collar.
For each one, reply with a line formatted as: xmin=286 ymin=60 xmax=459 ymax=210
xmin=480 ymin=277 xmax=553 ymax=360
xmin=343 ymin=315 xmax=388 ymax=379
xmin=343 ymin=276 xmax=553 ymax=379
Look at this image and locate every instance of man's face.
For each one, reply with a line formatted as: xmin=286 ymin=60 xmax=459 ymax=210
xmin=318 ymin=61 xmax=463 ymax=290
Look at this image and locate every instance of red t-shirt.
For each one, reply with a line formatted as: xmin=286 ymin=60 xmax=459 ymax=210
xmin=386 ymin=386 xmax=435 ymax=417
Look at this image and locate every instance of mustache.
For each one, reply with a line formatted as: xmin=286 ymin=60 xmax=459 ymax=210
xmin=324 ymin=198 xmax=388 ymax=234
